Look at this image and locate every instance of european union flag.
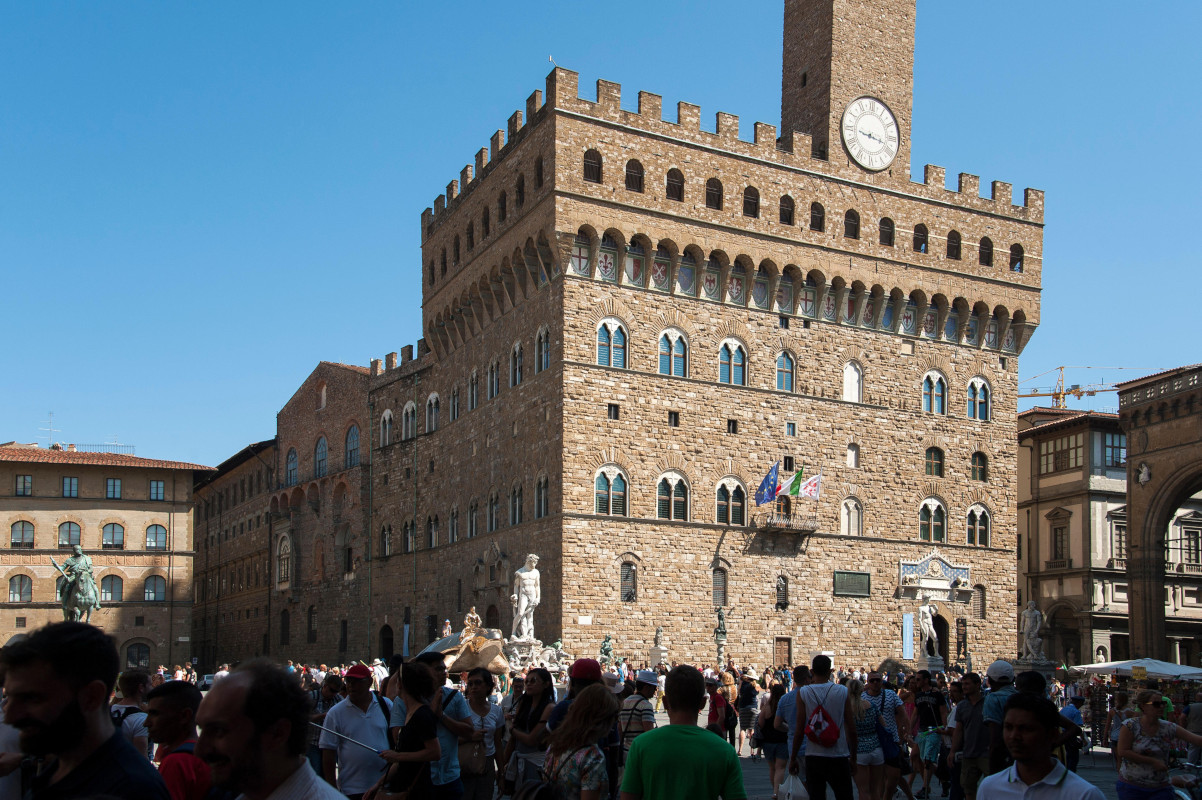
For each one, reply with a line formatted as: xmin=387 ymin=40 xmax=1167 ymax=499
xmin=754 ymin=461 xmax=780 ymax=506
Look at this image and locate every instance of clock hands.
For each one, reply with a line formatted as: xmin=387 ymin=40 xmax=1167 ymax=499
xmin=859 ymin=128 xmax=883 ymax=144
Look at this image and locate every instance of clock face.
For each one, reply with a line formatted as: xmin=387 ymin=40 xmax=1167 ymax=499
xmin=841 ymin=97 xmax=899 ymax=172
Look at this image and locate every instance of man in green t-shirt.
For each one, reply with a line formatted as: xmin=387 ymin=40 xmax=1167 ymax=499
xmin=620 ymin=665 xmax=746 ymax=800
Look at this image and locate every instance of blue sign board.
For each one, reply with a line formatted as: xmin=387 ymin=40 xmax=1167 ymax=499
xmin=902 ymin=613 xmax=914 ymax=660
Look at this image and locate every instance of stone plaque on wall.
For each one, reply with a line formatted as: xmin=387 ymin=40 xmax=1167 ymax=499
xmin=833 ymin=570 xmax=871 ymax=597
xmin=956 ymin=617 xmax=967 ymax=659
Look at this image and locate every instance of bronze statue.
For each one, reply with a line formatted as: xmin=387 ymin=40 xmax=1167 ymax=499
xmin=51 ymin=545 xmax=100 ymax=623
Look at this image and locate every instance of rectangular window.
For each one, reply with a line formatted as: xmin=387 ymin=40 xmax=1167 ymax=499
xmin=1052 ymin=526 xmax=1068 ymax=561
xmin=784 ymin=456 xmax=795 ymax=472
xmin=1186 ymin=529 xmax=1201 ymax=565
xmin=607 ymin=403 xmax=620 ymax=421
xmin=15 ymin=475 xmax=32 ymax=496
xmin=668 ymin=411 xmax=680 ymax=428
xmin=779 ymin=315 xmax=789 ymax=329
xmin=62 ymin=477 xmax=78 ymax=498
xmin=106 ymin=478 xmax=122 ymax=499
xmin=1104 ymin=433 xmax=1127 ymax=468
xmin=147 ymin=480 xmax=164 ymax=501
xmin=14 ymin=617 xmax=25 ymax=629
xmin=1114 ymin=524 xmax=1127 ymax=559
xmin=786 ymin=423 xmax=796 ymax=437
xmin=727 ymin=419 xmax=738 ymax=434
xmin=1039 ymin=434 xmax=1084 ymax=475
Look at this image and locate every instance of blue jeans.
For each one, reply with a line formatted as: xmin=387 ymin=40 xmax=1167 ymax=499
xmin=432 ymin=777 xmax=464 ymax=800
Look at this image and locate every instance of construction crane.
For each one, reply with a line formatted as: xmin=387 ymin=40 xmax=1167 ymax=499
xmin=1018 ymin=366 xmax=1148 ymax=410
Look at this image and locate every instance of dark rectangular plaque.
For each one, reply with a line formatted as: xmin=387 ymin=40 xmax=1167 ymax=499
xmin=956 ymin=617 xmax=968 ymax=659
xmin=833 ymin=570 xmax=871 ymax=597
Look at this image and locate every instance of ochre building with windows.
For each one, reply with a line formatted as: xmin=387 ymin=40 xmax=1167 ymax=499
xmin=0 ymin=442 xmax=209 ymax=669
xmin=264 ymin=0 xmax=1045 ymax=667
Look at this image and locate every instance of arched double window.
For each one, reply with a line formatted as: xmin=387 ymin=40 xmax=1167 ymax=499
xmin=402 ymin=402 xmax=417 ymax=440
xmin=719 ymin=342 xmax=747 ymax=385
xmin=594 ymin=468 xmax=628 ymax=516
xmin=58 ymin=522 xmax=80 ymax=547
xmin=10 ymin=521 xmax=33 ymax=548
xmin=102 ymin=523 xmax=125 ymax=549
xmin=596 ymin=320 xmax=627 ymax=368
xmin=450 ymin=387 xmax=460 ymax=421
xmin=8 ymin=575 xmax=31 ymax=603
xmin=535 ymin=477 xmax=549 ymax=519
xmin=380 ymin=525 xmax=392 ymax=556
xmin=777 ymin=352 xmax=795 ymax=392
xmin=277 ymin=537 xmax=291 ymax=582
xmin=511 ymin=343 xmax=524 ymax=386
xmin=144 ymin=575 xmax=166 ymax=602
xmin=841 ymin=497 xmax=864 ymax=536
xmin=967 ymin=377 xmax=991 ymax=421
xmin=843 ymin=361 xmax=863 ymax=402
xmin=656 ymin=473 xmax=689 ymax=521
xmin=658 ymin=331 xmax=687 ymax=377
xmin=705 ymin=178 xmax=723 ymax=210
xmin=380 ymin=411 xmax=394 ymax=446
xmin=285 ymin=449 xmax=298 ymax=486
xmin=967 ymin=505 xmax=991 ymax=546
xmin=487 ymin=492 xmax=499 ymax=532
xmin=919 ymin=498 xmax=946 ymax=542
xmin=487 ymin=360 xmax=501 ymax=399
xmin=715 ymin=480 xmax=746 ymax=526
xmin=922 ymin=372 xmax=948 ymax=414
xmin=925 ymin=447 xmax=945 ymax=477
xmin=101 ymin=575 xmax=123 ymax=602
xmin=425 ymin=395 xmax=440 ymax=433
xmin=314 ymin=437 xmax=328 ymax=478
xmin=345 ymin=425 xmax=360 ymax=467
xmin=509 ymin=487 xmax=523 ymax=525
xmin=536 ymin=328 xmax=551 ymax=373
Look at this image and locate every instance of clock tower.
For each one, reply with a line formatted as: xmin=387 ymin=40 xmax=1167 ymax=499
xmin=780 ymin=0 xmax=915 ymax=177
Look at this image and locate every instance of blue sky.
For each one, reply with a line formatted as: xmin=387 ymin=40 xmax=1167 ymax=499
xmin=3 ymin=1 xmax=1198 ymax=467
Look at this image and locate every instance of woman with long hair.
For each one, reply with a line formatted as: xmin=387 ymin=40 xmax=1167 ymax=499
xmin=1106 ymin=691 xmax=1135 ymax=768
xmin=383 ymin=653 xmax=404 ymax=700
xmin=542 ymin=684 xmax=620 ymax=800
xmin=758 ymin=683 xmax=788 ymax=798
xmin=900 ymin=676 xmax=921 ymax=796
xmin=368 ymin=660 xmax=441 ymax=800
xmin=1116 ymin=689 xmax=1202 ymax=800
xmin=500 ymin=667 xmax=556 ymax=794
xmin=848 ymin=678 xmax=885 ymax=800
xmin=460 ymin=667 xmax=505 ymax=800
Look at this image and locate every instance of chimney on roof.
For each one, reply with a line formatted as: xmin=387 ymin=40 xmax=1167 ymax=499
xmin=50 ymin=443 xmax=63 ymax=450
xmin=66 ymin=444 xmax=76 ymax=452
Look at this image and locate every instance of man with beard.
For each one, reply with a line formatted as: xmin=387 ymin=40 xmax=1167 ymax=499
xmin=145 ymin=680 xmax=211 ymax=800
xmin=195 ymin=658 xmax=345 ymax=800
xmin=0 ymin=621 xmax=169 ymax=799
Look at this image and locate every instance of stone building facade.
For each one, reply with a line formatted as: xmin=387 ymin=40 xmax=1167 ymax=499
xmin=1017 ymin=407 xmax=1202 ymax=668
xmin=360 ymin=0 xmax=1044 ymax=668
xmin=0 ymin=443 xmax=209 ymax=669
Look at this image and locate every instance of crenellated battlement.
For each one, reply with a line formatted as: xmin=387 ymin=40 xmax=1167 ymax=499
xmin=422 ymin=67 xmax=1043 ymax=237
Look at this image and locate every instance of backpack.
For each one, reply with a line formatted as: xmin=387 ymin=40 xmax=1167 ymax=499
xmin=724 ymin=696 xmax=738 ymax=732
xmin=804 ymin=685 xmax=841 ymax=748
xmin=511 ymin=746 xmax=585 ymax=800
xmin=110 ymin=705 xmax=140 ymax=730
xmin=168 ymin=742 xmax=239 ymax=800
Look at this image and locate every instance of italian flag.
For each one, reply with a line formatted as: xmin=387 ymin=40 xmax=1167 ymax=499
xmin=778 ymin=469 xmax=805 ymax=497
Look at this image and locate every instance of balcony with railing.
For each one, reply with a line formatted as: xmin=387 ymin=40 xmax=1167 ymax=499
xmin=1044 ymin=558 xmax=1073 ymax=570
xmin=752 ymin=511 xmax=821 ymax=533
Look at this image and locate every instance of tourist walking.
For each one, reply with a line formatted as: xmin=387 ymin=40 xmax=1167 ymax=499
xmin=758 ymin=684 xmax=789 ymax=798
xmin=788 ymin=655 xmax=856 ymax=800
xmin=501 ymin=666 xmax=555 ymax=793
xmin=320 ymin=662 xmax=392 ymax=800
xmin=848 ymin=678 xmax=885 ymax=800
xmin=737 ymin=669 xmax=760 ymax=756
xmin=543 ymin=684 xmax=620 ymax=800
xmin=982 ymin=661 xmax=1017 ymax=775
xmin=1115 ymin=689 xmax=1202 ymax=800
xmin=369 ymin=659 xmax=441 ymax=800
xmin=1105 ymin=692 xmax=1136 ymax=769
xmin=461 ymin=668 xmax=504 ymax=800
xmin=145 ymin=680 xmax=211 ymax=800
xmin=949 ymin=673 xmax=988 ymax=800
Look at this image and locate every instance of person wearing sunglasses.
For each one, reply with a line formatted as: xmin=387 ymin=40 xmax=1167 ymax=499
xmin=1115 ymin=689 xmax=1202 ymax=800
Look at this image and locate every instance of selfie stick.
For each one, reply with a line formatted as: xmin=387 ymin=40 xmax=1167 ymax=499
xmin=309 ymin=722 xmax=385 ymax=755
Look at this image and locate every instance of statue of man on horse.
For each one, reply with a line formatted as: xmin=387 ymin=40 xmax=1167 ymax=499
xmin=51 ymin=545 xmax=101 ymax=623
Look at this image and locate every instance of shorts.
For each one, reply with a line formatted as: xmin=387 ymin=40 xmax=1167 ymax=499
xmin=739 ymin=708 xmax=756 ymax=730
xmin=918 ymin=730 xmax=941 ymax=764
xmin=763 ymin=741 xmax=789 ymax=762
xmin=960 ymin=756 xmax=990 ymax=796
xmin=857 ymin=747 xmax=884 ymax=766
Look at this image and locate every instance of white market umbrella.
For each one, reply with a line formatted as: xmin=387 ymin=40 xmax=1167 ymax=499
xmin=1070 ymin=657 xmax=1202 ymax=680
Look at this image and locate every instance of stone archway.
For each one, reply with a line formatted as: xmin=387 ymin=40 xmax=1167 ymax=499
xmin=379 ymin=625 xmax=394 ymax=660
xmin=485 ymin=605 xmax=500 ymax=629
xmin=934 ymin=615 xmax=950 ymax=664
xmin=1119 ymin=365 xmax=1202 ymax=659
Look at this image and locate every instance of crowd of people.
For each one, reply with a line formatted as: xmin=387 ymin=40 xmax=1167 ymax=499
xmin=9 ymin=622 xmax=1202 ymax=800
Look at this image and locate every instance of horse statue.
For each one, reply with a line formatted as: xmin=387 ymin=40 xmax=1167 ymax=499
xmin=51 ymin=546 xmax=101 ymax=623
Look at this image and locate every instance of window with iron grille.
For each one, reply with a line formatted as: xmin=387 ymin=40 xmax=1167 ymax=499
xmin=712 ymin=568 xmax=728 ymax=607
xmin=776 ymin=576 xmax=789 ymax=609
xmin=625 ymin=160 xmax=644 ymax=193
xmin=583 ymin=150 xmax=602 ymax=183
xmin=972 ymin=586 xmax=986 ymax=619
xmin=621 ymin=562 xmax=637 ymax=602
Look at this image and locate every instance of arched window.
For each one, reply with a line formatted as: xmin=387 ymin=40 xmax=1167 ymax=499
xmin=536 ymin=329 xmax=551 ymax=373
xmin=979 ymin=237 xmax=994 ymax=267
xmin=487 ymin=493 xmax=499 ymax=532
xmin=482 ymin=206 xmax=490 ymax=236
xmin=404 ymin=523 xmax=415 ymax=552
xmin=777 ymin=352 xmax=795 ymax=392
xmin=380 ymin=411 xmax=394 ymax=446
xmin=449 ymin=509 xmax=458 ymax=543
xmin=466 ymin=223 xmax=474 ymax=251
xmin=743 ymin=186 xmax=760 ymax=218
xmin=879 ymin=217 xmax=895 ymax=246
xmin=102 ymin=523 xmax=125 ymax=549
xmin=666 ymin=168 xmax=684 ymax=201
xmin=535 ymin=478 xmax=549 ymax=519
xmin=380 ymin=525 xmax=392 ymax=556
xmin=719 ymin=342 xmax=747 ymax=385
xmin=913 ymin=224 xmax=929 ymax=253
xmin=968 ymin=377 xmax=991 ymax=421
xmin=285 ymin=449 xmax=298 ymax=486
xmin=847 ymin=443 xmax=860 ymax=468
xmin=402 ymin=403 xmax=417 ymax=440
xmin=511 ymin=343 xmax=524 ymax=386
xmin=967 ymin=505 xmax=991 ymax=546
xmin=58 ymin=522 xmax=80 ymax=547
xmin=146 ymin=524 xmax=166 ymax=550
xmin=776 ymin=575 xmax=789 ymax=609
xmin=8 ymin=575 xmax=31 ymax=603
xmin=101 ymin=575 xmax=123 ymax=602
xmin=843 ymin=361 xmax=863 ymax=403
xmin=427 ymin=516 xmax=437 ymax=548
xmin=844 ymin=209 xmax=860 ymax=239
xmin=780 ymin=195 xmax=795 ymax=225
xmin=705 ymin=178 xmax=723 ymax=210
xmin=515 ymin=174 xmax=526 ymax=208
xmin=468 ymin=501 xmax=478 ymax=538
xmin=712 ymin=568 xmax=728 ymax=607
xmin=947 ymin=230 xmax=962 ymax=260
xmin=279 ymin=609 xmax=290 ymax=646
xmin=922 ymin=372 xmax=948 ymax=414
xmin=10 ymin=521 xmax=33 ymax=548
xmin=453 ymin=235 xmax=460 ymax=266
xmin=277 ymin=537 xmax=291 ymax=582
xmin=509 ymin=487 xmax=523 ymax=525
xmin=583 ymin=149 xmax=602 ymax=183
xmin=925 ymin=447 xmax=945 ymax=477
xmin=468 ymin=371 xmax=479 ymax=410
xmin=972 ymin=585 xmax=987 ymax=619
xmin=625 ymin=159 xmax=644 ymax=192
xmin=426 ymin=395 xmax=440 ymax=432
xmin=621 ymin=561 xmax=637 ymax=602
xmin=1009 ymin=244 xmax=1024 ymax=272
xmin=716 ymin=481 xmax=745 ymax=525
xmin=971 ymin=452 xmax=989 ymax=481
xmin=594 ymin=470 xmax=627 ymax=516
xmin=144 ymin=575 xmax=166 ymax=602
xmin=656 ymin=474 xmax=689 ymax=521
xmin=498 ymin=191 xmax=507 ymax=222
xmin=841 ymin=497 xmax=863 ymax=536
xmin=345 ymin=425 xmax=360 ymax=467
xmin=314 ymin=437 xmax=328 ymax=478
xmin=920 ymin=499 xmax=946 ymax=542
xmin=810 ymin=202 xmax=825 ymax=232
xmin=659 ymin=331 xmax=687 ymax=377
xmin=596 ymin=321 xmax=627 ymax=368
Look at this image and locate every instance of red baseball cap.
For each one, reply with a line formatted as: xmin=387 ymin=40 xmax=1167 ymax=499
xmin=344 ymin=664 xmax=372 ymax=680
xmin=569 ymin=658 xmax=602 ymax=680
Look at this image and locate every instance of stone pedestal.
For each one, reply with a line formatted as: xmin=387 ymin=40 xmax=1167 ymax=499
xmin=649 ymin=645 xmax=668 ymax=666
xmin=1014 ymin=657 xmax=1057 ymax=684
xmin=503 ymin=638 xmax=544 ymax=671
xmin=715 ymin=636 xmax=727 ymax=667
xmin=916 ymin=653 xmax=946 ymax=674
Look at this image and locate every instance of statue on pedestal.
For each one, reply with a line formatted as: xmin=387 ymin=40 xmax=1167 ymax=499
xmin=463 ymin=606 xmax=482 ymax=637
xmin=510 ymin=554 xmax=541 ymax=641
xmin=1020 ymin=601 xmax=1046 ymax=661
xmin=715 ymin=607 xmax=727 ymax=639
xmin=599 ymin=634 xmax=614 ymax=665
xmin=52 ymin=546 xmax=100 ymax=623
xmin=918 ymin=594 xmax=939 ymax=658
xmin=654 ymin=626 xmax=664 ymax=647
